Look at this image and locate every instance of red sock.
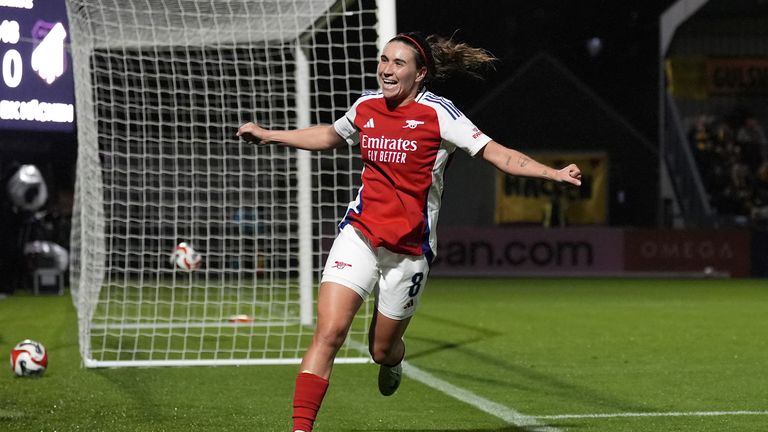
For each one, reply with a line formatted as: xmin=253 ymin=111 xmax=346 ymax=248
xmin=292 ymin=372 xmax=329 ymax=432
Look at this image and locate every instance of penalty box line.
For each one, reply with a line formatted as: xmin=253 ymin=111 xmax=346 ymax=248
xmin=344 ymin=340 xmax=766 ymax=428
xmin=402 ymin=361 xmax=562 ymax=432
xmin=345 ymin=339 xmax=560 ymax=431
xmin=534 ymin=410 xmax=768 ymax=420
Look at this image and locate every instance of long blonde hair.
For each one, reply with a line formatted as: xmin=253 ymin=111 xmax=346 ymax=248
xmin=390 ymin=32 xmax=497 ymax=83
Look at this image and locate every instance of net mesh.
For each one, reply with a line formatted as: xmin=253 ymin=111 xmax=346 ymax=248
xmin=67 ymin=0 xmax=379 ymax=366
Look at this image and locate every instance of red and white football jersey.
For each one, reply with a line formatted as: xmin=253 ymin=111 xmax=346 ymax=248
xmin=333 ymin=88 xmax=492 ymax=258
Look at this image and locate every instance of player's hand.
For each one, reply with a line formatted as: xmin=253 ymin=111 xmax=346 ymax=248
xmin=236 ymin=122 xmax=270 ymax=144
xmin=557 ymin=163 xmax=582 ymax=186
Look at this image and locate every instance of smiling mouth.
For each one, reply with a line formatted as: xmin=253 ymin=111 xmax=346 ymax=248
xmin=381 ymin=78 xmax=397 ymax=88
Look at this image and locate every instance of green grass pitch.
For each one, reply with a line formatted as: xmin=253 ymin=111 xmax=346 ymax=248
xmin=1 ymin=277 xmax=767 ymax=431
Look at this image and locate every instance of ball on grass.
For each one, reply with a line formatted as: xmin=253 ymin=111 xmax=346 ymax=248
xmin=10 ymin=339 xmax=47 ymax=377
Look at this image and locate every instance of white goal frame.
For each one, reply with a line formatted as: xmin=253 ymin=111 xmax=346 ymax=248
xmin=67 ymin=0 xmax=396 ymax=367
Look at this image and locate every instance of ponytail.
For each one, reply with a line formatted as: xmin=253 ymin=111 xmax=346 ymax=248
xmin=391 ymin=32 xmax=497 ymax=83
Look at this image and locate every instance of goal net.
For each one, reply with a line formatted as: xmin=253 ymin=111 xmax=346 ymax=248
xmin=67 ymin=0 xmax=386 ymax=367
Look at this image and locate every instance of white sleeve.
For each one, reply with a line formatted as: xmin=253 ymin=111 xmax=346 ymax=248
xmin=440 ymin=112 xmax=493 ymax=157
xmin=423 ymin=95 xmax=492 ymax=156
xmin=333 ymin=98 xmax=363 ymax=146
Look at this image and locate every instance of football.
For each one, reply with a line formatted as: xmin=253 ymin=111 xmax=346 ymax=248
xmin=10 ymin=339 xmax=48 ymax=377
xmin=172 ymin=242 xmax=202 ymax=270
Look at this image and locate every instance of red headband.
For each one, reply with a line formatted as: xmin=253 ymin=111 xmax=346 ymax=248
xmin=398 ymin=34 xmax=430 ymax=69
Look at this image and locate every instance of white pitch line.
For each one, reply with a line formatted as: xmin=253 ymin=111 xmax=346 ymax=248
xmin=534 ymin=410 xmax=768 ymax=420
xmin=403 ymin=362 xmax=561 ymax=432
xmin=345 ymin=339 xmax=558 ymax=431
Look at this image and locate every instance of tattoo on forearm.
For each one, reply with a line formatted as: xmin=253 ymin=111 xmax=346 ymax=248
xmin=518 ymin=157 xmax=530 ymax=168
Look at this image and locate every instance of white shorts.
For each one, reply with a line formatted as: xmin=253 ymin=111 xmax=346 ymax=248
xmin=321 ymin=225 xmax=430 ymax=320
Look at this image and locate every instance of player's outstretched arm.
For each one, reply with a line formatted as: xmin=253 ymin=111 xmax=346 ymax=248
xmin=479 ymin=140 xmax=582 ymax=186
xmin=237 ymin=122 xmax=346 ymax=151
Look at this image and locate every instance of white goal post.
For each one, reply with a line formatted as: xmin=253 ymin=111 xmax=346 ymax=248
xmin=67 ymin=0 xmax=395 ymax=367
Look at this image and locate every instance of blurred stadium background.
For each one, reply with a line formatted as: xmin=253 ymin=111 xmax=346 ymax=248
xmin=3 ymin=0 xmax=768 ymax=288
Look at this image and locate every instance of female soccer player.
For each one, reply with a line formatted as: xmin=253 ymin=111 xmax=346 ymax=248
xmin=237 ymin=32 xmax=582 ymax=432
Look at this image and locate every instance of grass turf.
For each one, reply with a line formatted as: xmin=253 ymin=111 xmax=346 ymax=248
xmin=1 ymin=278 xmax=767 ymax=431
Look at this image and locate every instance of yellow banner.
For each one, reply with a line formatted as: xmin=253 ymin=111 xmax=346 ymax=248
xmin=666 ymin=56 xmax=768 ymax=98
xmin=705 ymin=58 xmax=768 ymax=95
xmin=495 ymin=152 xmax=607 ymax=225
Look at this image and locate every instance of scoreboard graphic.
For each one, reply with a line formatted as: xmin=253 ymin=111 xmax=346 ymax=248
xmin=1 ymin=0 xmax=74 ymax=132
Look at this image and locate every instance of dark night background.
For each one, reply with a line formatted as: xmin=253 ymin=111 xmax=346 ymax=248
xmin=396 ymin=1 xmax=680 ymax=226
xmin=0 ymin=0 xmax=709 ymax=295
xmin=4 ymin=0 xmax=768 ymax=291
xmin=397 ymin=0 xmax=677 ymax=143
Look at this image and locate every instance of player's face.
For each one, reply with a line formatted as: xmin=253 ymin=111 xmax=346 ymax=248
xmin=378 ymin=41 xmax=427 ymax=108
